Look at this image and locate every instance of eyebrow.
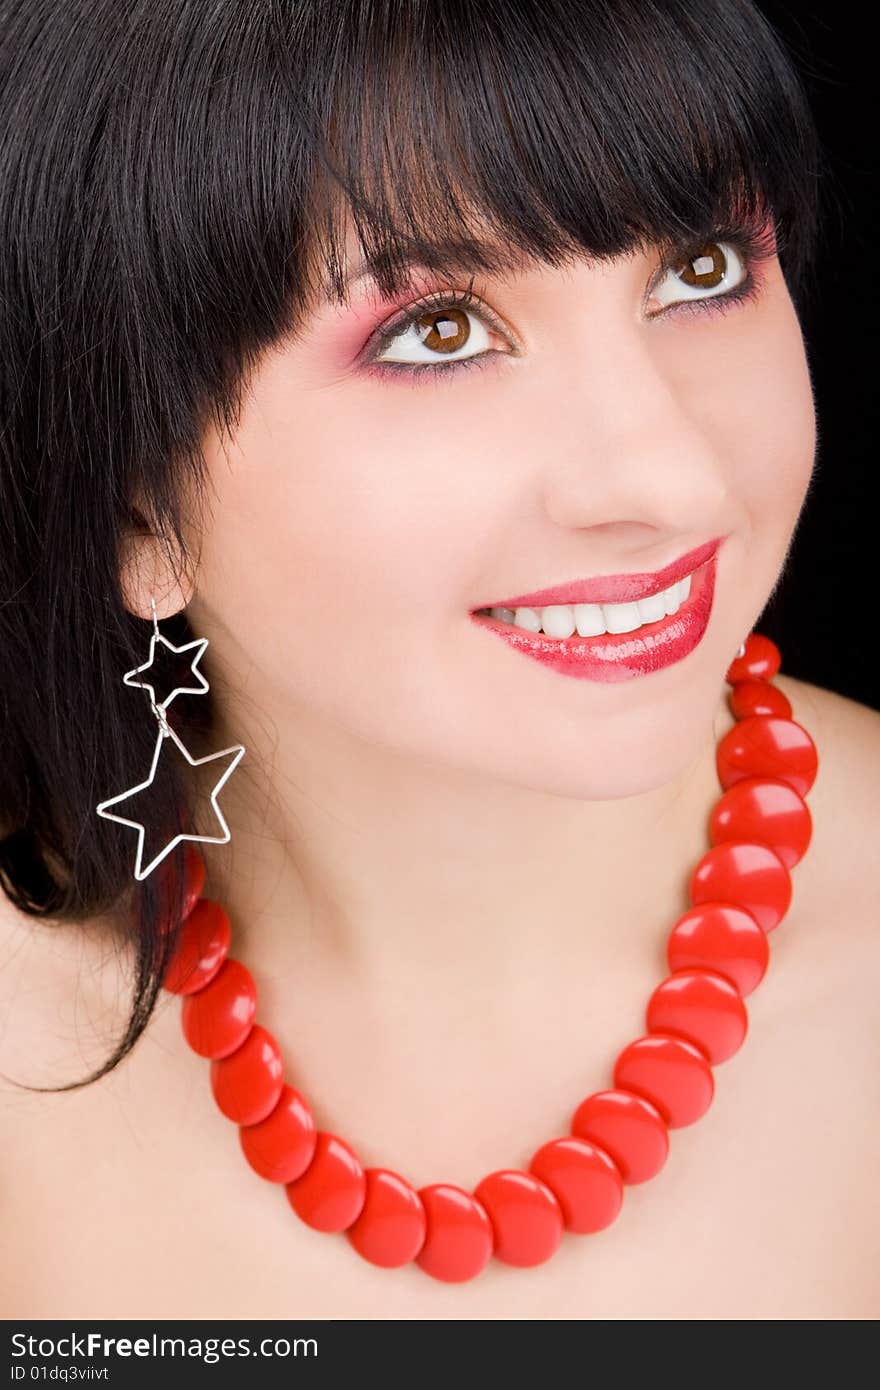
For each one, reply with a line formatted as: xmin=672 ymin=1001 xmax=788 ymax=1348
xmin=327 ymin=237 xmax=537 ymax=302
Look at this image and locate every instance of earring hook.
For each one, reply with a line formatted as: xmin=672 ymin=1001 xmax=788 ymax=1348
xmin=146 ymin=594 xmax=171 ymax=735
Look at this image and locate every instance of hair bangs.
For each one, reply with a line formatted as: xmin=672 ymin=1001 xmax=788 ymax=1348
xmin=293 ymin=0 xmax=822 ymax=311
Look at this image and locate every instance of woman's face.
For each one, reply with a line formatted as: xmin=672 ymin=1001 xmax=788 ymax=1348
xmin=183 ymin=217 xmax=816 ymax=801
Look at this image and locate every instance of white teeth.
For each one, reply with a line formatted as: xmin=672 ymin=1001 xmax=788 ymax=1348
xmin=489 ymin=570 xmax=694 ymax=638
xmin=540 ymin=605 xmax=578 ymax=638
xmin=602 ymin=601 xmax=642 ymax=634
xmin=574 ymin=603 xmax=605 ymax=637
xmin=511 ymin=606 xmax=542 ymax=632
xmin=664 ymin=576 xmax=684 ymax=614
xmin=636 ymin=591 xmax=668 ymax=624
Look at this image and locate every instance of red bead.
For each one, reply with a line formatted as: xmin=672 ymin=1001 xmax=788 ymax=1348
xmin=180 ymin=957 xmax=256 ymax=1059
xmin=472 ymin=1170 xmax=564 ymax=1267
xmin=346 ymin=1168 xmax=427 ymax=1267
xmin=710 ymin=776 xmax=812 ymax=869
xmin=613 ymin=1034 xmax=714 ymax=1127
xmin=210 ymin=1023 xmax=284 ymax=1125
xmin=667 ymin=902 xmax=769 ymax=996
xmin=286 ymin=1132 xmax=367 ymax=1232
xmin=415 ymin=1185 xmax=494 ymax=1283
xmin=647 ymin=969 xmax=748 ymax=1064
xmin=717 ymin=715 xmax=818 ymax=798
xmin=725 ymin=633 xmax=781 ymax=684
xmin=239 ymin=1083 xmax=317 ymax=1183
xmin=690 ymin=840 xmax=792 ymax=933
xmin=528 ymin=1137 xmax=623 ymax=1233
xmin=571 ymin=1090 xmax=669 ymax=1184
xmin=162 ymin=898 xmax=231 ymax=995
xmin=730 ymin=679 xmax=792 ymax=720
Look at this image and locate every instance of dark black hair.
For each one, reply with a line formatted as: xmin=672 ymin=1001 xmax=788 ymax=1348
xmin=0 ymin=0 xmax=826 ymax=1090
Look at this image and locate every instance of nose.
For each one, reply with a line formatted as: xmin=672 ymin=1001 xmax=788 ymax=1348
xmin=537 ymin=318 xmax=728 ymax=538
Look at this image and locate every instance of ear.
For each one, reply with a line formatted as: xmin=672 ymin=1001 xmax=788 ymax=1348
xmin=118 ymin=526 xmax=195 ymax=622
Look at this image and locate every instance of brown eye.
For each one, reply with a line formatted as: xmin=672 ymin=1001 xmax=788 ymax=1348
xmin=649 ymin=239 xmax=747 ymax=313
xmin=369 ymin=298 xmax=500 ymax=366
xmin=412 ymin=307 xmax=471 ymax=354
xmin=674 ymin=242 xmax=727 ymax=289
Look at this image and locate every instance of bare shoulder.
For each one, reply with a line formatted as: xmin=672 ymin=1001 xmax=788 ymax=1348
xmin=775 ymin=667 xmax=880 ymax=749
xmin=774 ymin=670 xmax=880 ymax=916
xmin=0 ymin=879 xmax=124 ymax=1098
xmin=774 ymin=670 xmax=880 ymax=816
xmin=0 ymin=886 xmax=71 ymax=1086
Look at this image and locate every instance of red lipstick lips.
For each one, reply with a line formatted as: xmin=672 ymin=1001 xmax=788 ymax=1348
xmin=470 ymin=537 xmax=725 ymax=683
xmin=480 ymin=537 xmax=722 ymax=611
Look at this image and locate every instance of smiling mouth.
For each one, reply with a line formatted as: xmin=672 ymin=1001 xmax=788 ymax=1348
xmin=473 ymin=565 xmax=700 ymax=641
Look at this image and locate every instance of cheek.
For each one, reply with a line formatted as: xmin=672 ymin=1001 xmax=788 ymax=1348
xmin=692 ymin=285 xmax=817 ymax=523
xmin=661 ymin=273 xmax=811 ymax=544
xmin=194 ymin=355 xmax=490 ymax=714
xmin=738 ymin=324 xmax=815 ymax=526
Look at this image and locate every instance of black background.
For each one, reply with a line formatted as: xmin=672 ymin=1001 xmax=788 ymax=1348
xmin=756 ymin=3 xmax=877 ymax=710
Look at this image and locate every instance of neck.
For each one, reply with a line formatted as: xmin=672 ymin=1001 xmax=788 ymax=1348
xmin=193 ymin=681 xmax=737 ymax=997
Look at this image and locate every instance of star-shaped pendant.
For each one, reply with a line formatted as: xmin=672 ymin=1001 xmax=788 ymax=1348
xmin=95 ymin=723 xmax=246 ymax=881
xmin=122 ymin=632 xmax=210 ymax=714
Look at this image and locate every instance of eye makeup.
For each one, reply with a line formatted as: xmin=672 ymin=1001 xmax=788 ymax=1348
xmin=352 ymin=219 xmax=780 ymax=386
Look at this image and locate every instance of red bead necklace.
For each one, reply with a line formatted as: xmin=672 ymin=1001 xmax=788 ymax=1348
xmin=160 ymin=632 xmax=818 ymax=1283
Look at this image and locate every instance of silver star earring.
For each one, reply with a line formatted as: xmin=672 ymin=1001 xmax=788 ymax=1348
xmin=95 ymin=596 xmax=246 ymax=881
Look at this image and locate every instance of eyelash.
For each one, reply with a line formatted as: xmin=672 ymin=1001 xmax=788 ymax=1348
xmin=359 ymin=226 xmax=774 ymax=385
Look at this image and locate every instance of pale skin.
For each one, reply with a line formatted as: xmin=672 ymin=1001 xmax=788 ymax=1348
xmin=1 ymin=214 xmax=878 ymax=1318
